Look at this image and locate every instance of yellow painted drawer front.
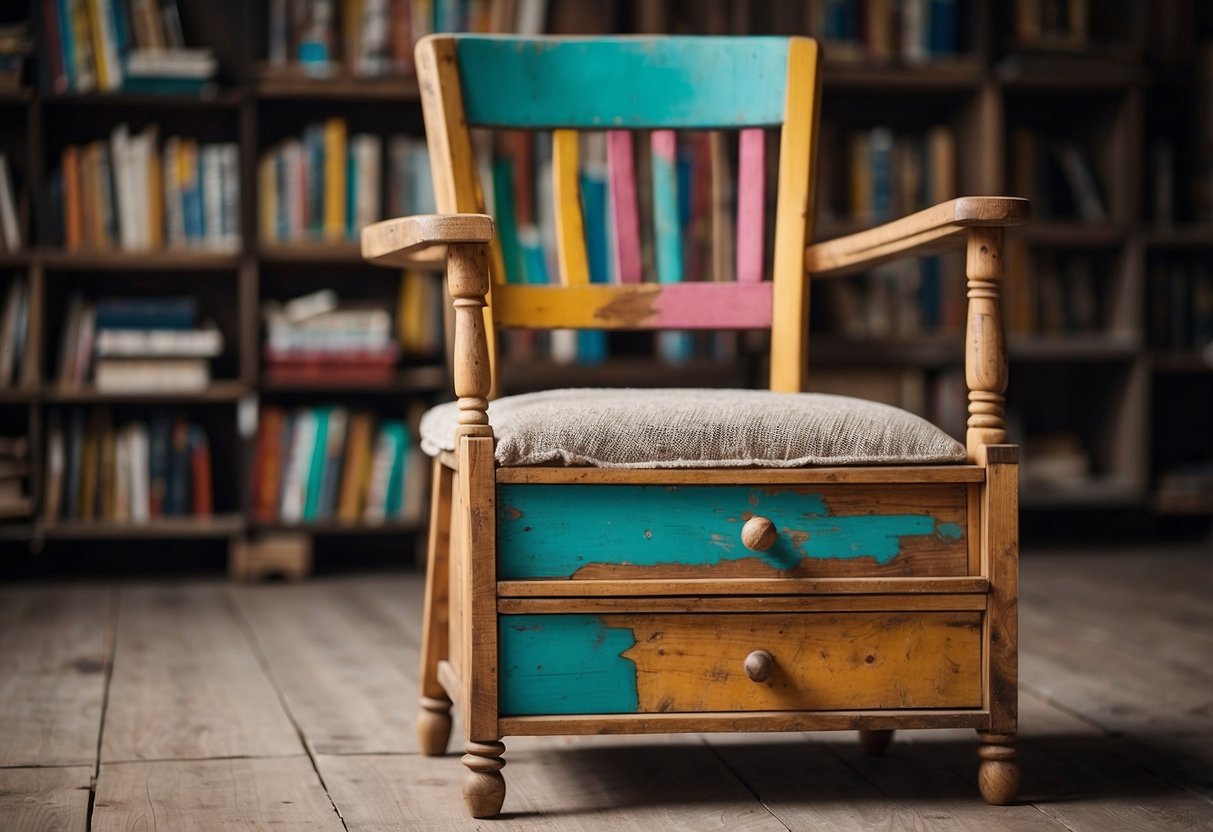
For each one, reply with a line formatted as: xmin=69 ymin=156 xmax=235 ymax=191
xmin=497 ymin=483 xmax=971 ymax=581
xmin=499 ymin=611 xmax=983 ymax=716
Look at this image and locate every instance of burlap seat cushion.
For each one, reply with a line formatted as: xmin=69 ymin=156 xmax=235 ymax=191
xmin=419 ymin=388 xmax=966 ymax=468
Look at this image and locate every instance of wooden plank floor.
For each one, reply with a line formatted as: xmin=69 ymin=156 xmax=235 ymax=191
xmin=1 ymin=545 xmax=1210 ymax=831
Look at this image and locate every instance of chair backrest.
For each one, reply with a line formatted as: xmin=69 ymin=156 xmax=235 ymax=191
xmin=415 ymin=35 xmax=822 ymax=392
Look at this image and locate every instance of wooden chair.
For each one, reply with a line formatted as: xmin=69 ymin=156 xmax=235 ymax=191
xmin=362 ymin=35 xmax=1028 ymax=819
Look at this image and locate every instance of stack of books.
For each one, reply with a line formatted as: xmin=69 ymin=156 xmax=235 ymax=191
xmin=52 ymin=124 xmax=240 ymax=252
xmin=44 ymin=409 xmax=212 ymax=522
xmin=43 ymin=0 xmax=217 ymax=95
xmin=263 ymin=290 xmax=397 ymax=384
xmin=258 ymin=122 xmax=432 ymax=244
xmin=58 ymin=295 xmax=222 ymax=392
xmin=0 ymin=435 xmax=31 ymax=520
xmin=249 ymin=405 xmax=423 ymax=525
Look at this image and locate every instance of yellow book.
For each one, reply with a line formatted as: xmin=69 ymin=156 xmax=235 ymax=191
xmin=336 ymin=412 xmax=375 ymax=521
xmin=324 ymin=118 xmax=347 ymax=241
xmin=258 ymin=154 xmax=278 ymax=242
xmin=146 ymin=126 xmax=164 ymax=248
xmin=86 ymin=0 xmax=110 ymax=90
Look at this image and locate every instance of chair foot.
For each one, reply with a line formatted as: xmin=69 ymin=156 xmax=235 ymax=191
xmin=462 ymin=740 xmax=506 ymax=818
xmin=977 ymin=731 xmax=1019 ymax=805
xmin=859 ymin=729 xmax=894 ymax=756
xmin=417 ymin=695 xmax=452 ymax=756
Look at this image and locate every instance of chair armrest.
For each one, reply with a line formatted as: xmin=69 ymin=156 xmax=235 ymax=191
xmin=805 ymin=197 xmax=1030 ymax=278
xmin=361 ymin=213 xmax=495 ymax=268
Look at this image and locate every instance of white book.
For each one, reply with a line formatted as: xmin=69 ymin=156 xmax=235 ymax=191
xmin=110 ymin=124 xmax=138 ymax=251
xmin=0 ymin=154 xmax=20 ymax=252
xmin=94 ymin=358 xmax=210 ymax=391
xmin=220 ymin=144 xmax=241 ymax=250
xmin=279 ymin=410 xmax=316 ymax=522
xmin=128 ymin=423 xmax=150 ymax=523
xmin=95 ymin=326 xmax=224 ymax=357
xmin=114 ymin=429 xmax=129 ymax=522
xmin=201 ymin=145 xmax=224 ymax=249
xmin=281 ymin=289 xmax=338 ymax=324
xmin=353 ymin=134 xmax=382 ymax=233
xmin=357 ymin=0 xmax=390 ymax=76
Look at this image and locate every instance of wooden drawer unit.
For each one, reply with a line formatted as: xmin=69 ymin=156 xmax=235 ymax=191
xmin=499 ymin=609 xmax=984 ymax=716
xmin=497 ymin=482 xmax=973 ymax=581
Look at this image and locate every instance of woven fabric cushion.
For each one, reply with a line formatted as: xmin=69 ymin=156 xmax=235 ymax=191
xmin=420 ymin=388 xmax=966 ymax=468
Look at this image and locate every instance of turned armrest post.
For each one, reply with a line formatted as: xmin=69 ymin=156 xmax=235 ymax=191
xmin=447 ymin=243 xmax=493 ymax=439
xmin=965 ymin=228 xmax=1009 ymax=463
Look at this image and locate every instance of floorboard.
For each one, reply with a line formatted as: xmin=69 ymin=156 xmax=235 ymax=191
xmin=0 ymin=766 xmax=92 ymax=832
xmin=0 ymin=586 xmax=113 ymax=767
xmin=100 ymin=583 xmax=303 ymax=762
xmin=91 ymin=758 xmax=343 ymax=831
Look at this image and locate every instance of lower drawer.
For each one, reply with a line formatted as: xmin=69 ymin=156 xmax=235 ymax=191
xmin=499 ymin=611 xmax=982 ymax=716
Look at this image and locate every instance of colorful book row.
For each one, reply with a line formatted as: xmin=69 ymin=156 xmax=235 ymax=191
xmin=807 ymin=0 xmax=959 ymax=64
xmin=43 ymin=409 xmax=213 ymax=522
xmin=249 ymin=406 xmax=424 ymax=524
xmin=50 ymin=125 xmax=240 ymax=252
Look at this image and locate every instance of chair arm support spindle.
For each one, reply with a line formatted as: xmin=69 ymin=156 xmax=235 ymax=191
xmin=447 ymin=243 xmax=494 ymax=438
xmin=965 ymin=228 xmax=1008 ymax=463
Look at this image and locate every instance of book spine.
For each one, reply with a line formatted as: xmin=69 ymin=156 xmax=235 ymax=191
xmin=190 ymin=425 xmax=212 ymax=516
xmin=323 ymin=118 xmax=347 ymax=240
xmin=147 ymin=412 xmax=170 ymax=517
xmin=302 ymin=407 xmax=331 ymax=521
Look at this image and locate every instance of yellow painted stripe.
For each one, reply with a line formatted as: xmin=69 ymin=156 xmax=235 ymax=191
xmin=552 ymin=129 xmax=590 ymax=287
xmin=769 ymin=37 xmax=821 ymax=393
xmin=493 ymin=283 xmax=773 ymax=330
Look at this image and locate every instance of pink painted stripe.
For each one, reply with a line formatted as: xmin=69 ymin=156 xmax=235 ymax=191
xmin=651 ymin=281 xmax=772 ymax=327
xmin=606 ymin=131 xmax=642 ymax=284
xmin=735 ymin=128 xmax=766 ymax=283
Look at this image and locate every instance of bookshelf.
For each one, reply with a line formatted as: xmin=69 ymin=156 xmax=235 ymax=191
xmin=0 ymin=0 xmax=1208 ymax=575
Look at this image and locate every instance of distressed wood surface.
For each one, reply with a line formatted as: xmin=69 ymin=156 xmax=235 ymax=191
xmin=228 ymin=581 xmax=422 ymax=755
xmin=101 ymin=583 xmax=302 ymax=762
xmin=804 ymin=196 xmax=1030 ymax=278
xmin=499 ymin=612 xmax=982 ymax=715
xmin=360 ymin=212 xmax=493 ymax=269
xmin=0 ymin=767 xmax=91 ymax=832
xmin=966 ymin=234 xmax=1010 ymax=460
xmin=455 ymin=36 xmax=791 ymax=128
xmin=498 ymin=483 xmax=969 ymax=580
xmin=92 ymin=758 xmax=343 ymax=831
xmin=553 ymin=129 xmax=590 ymax=287
xmin=607 ymin=130 xmax=643 ymax=284
xmin=496 ymin=465 xmax=986 ymax=484
xmin=497 ymin=594 xmax=987 ymax=613
xmin=497 ymin=576 xmax=990 ymax=597
xmin=0 ymin=586 xmax=113 ymax=767
xmin=499 ymin=710 xmax=990 ymax=737
xmin=492 ymin=281 xmax=774 ymax=330
xmin=419 ymin=457 xmax=455 ymax=755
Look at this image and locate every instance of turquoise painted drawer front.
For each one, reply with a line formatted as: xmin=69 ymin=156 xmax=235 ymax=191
xmin=499 ymin=611 xmax=984 ymax=716
xmin=496 ymin=483 xmax=969 ymax=580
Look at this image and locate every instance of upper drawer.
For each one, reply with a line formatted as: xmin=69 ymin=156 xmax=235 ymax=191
xmin=497 ymin=483 xmax=971 ymax=580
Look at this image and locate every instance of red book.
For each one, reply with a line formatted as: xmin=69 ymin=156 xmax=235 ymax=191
xmin=254 ymin=406 xmax=285 ymax=521
xmin=190 ymin=426 xmax=212 ymax=517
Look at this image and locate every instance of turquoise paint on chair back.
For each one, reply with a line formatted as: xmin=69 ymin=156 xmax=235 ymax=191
xmin=499 ymin=614 xmax=639 ymax=716
xmin=453 ymin=36 xmax=791 ymax=128
xmin=498 ymin=484 xmax=965 ymax=580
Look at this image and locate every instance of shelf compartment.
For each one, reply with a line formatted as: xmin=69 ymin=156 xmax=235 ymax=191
xmin=44 ymin=382 xmax=249 ymax=404
xmin=37 ymin=514 xmax=245 ymax=540
xmin=256 ymin=68 xmax=420 ymax=101
xmin=40 ymin=250 xmax=243 ymax=271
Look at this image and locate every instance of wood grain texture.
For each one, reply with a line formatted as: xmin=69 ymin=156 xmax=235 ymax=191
xmin=419 ymin=457 xmax=454 ymax=755
xmin=454 ymin=36 xmax=791 ymax=128
xmin=461 ymin=434 xmax=499 ymax=741
xmin=499 ymin=612 xmax=982 ymax=715
xmin=496 ymin=465 xmax=986 ymax=484
xmin=0 ymin=767 xmax=91 ymax=832
xmin=447 ymin=244 xmax=494 ymax=436
xmin=498 ymin=594 xmax=987 ymax=614
xmin=500 ymin=710 xmax=989 ymax=736
xmin=0 ymin=586 xmax=112 ymax=767
xmin=360 ymin=212 xmax=493 ymax=268
xmin=966 ymin=229 xmax=1010 ymax=459
xmin=320 ymin=745 xmax=790 ymax=831
xmin=804 ymin=196 xmax=1030 ymax=278
xmin=497 ymin=483 xmax=969 ymax=581
xmin=553 ymin=129 xmax=590 ymax=287
xmin=983 ymin=449 xmax=1018 ymax=735
xmin=492 ymin=281 xmax=773 ymax=330
xmin=92 ymin=758 xmax=343 ymax=831
xmin=768 ymin=37 xmax=821 ymax=393
xmin=101 ymin=584 xmax=302 ymax=762
xmin=497 ymin=577 xmax=990 ymax=597
xmin=228 ymin=581 xmax=422 ymax=755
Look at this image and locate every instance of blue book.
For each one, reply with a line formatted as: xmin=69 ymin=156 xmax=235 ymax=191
xmin=870 ymin=128 xmax=894 ymax=222
xmin=928 ymin=0 xmax=957 ymax=56
xmin=95 ymin=297 xmax=197 ymax=330
xmin=302 ymin=407 xmax=331 ymax=521
xmin=345 ymin=147 xmax=358 ymax=240
xmin=184 ymin=154 xmax=204 ymax=243
xmin=381 ymin=421 xmax=407 ymax=518
xmin=148 ymin=413 xmax=171 ymax=516
xmin=578 ymin=170 xmax=609 ymax=365
xmin=110 ymin=0 xmax=131 ymax=66
xmin=56 ymin=0 xmax=76 ymax=91
xmin=166 ymin=417 xmax=190 ymax=516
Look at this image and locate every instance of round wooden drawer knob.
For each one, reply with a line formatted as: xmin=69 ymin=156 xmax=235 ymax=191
xmin=741 ymin=516 xmax=777 ymax=552
xmin=744 ymin=650 xmax=774 ymax=682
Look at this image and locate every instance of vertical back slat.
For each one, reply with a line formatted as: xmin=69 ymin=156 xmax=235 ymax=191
xmin=736 ymin=128 xmax=766 ymax=283
xmin=650 ymin=130 xmax=682 ymax=284
xmin=709 ymin=132 xmax=734 ymax=283
xmin=769 ymin=38 xmax=822 ymax=393
xmin=552 ymin=129 xmax=590 ymax=287
xmin=606 ymin=131 xmax=643 ymax=284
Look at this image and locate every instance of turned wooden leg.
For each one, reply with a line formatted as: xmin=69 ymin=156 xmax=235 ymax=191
xmin=977 ymin=731 xmax=1019 ymax=805
xmin=463 ymin=740 xmax=506 ymax=818
xmin=417 ymin=695 xmax=452 ymax=757
xmin=859 ymin=729 xmax=894 ymax=756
